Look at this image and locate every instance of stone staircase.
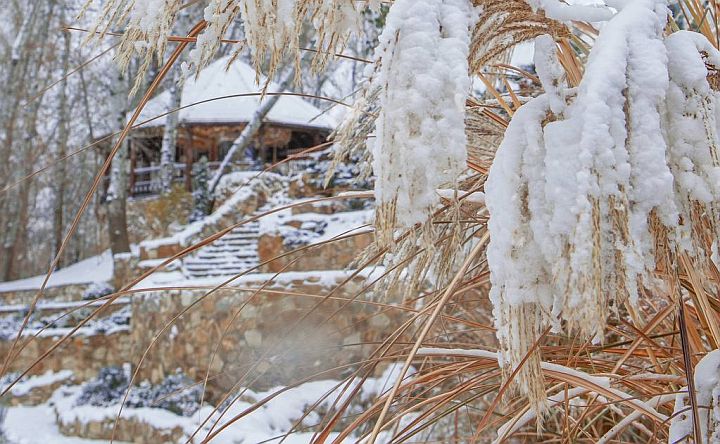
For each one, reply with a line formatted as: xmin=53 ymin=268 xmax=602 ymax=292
xmin=183 ymin=220 xmax=261 ymax=278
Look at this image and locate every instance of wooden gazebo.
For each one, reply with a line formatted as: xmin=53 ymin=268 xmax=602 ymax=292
xmin=124 ymin=57 xmax=334 ymax=196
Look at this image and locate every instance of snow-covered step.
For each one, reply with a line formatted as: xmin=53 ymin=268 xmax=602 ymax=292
xmin=183 ymin=223 xmax=261 ymax=279
xmin=185 ymin=257 xmax=259 ymax=266
xmin=197 ymin=247 xmax=257 ymax=255
xmin=206 ymin=242 xmax=258 ymax=250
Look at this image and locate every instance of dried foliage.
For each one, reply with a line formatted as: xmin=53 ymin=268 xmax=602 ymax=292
xmin=469 ymin=0 xmax=569 ymax=72
xmin=6 ymin=0 xmax=720 ymax=443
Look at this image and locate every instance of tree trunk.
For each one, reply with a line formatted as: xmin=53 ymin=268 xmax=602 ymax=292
xmin=53 ymin=12 xmax=72 ymax=265
xmin=1 ymin=0 xmax=56 ymax=280
xmin=106 ymin=68 xmax=132 ymax=255
xmin=208 ymin=67 xmax=295 ymax=195
xmin=159 ymin=9 xmax=190 ymax=194
xmin=159 ymin=64 xmax=183 ymax=194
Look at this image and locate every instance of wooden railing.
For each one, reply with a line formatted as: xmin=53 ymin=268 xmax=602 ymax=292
xmin=130 ymin=161 xmax=258 ymax=196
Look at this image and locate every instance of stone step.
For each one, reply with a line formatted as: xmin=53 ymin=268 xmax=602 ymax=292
xmin=198 ymin=247 xmax=258 ymax=255
xmin=188 ymin=271 xmax=254 ymax=278
xmin=207 ymin=240 xmax=258 ymax=247
xmin=186 ymin=256 xmax=257 ymax=265
xmin=184 ymin=215 xmax=262 ymax=278
xmin=194 ymin=248 xmax=257 ymax=258
xmin=184 ymin=262 xmax=259 ymax=272
xmin=218 ymin=232 xmax=259 ymax=240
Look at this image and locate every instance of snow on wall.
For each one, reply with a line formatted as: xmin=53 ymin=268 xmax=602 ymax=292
xmin=1 ymin=369 xmax=73 ymax=397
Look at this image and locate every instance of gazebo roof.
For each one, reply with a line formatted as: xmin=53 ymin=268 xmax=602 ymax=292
xmin=133 ymin=57 xmax=335 ymax=130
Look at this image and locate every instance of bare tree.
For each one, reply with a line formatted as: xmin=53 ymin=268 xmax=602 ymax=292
xmin=207 ymin=67 xmax=296 ymax=196
xmin=53 ymin=7 xmax=72 ymax=265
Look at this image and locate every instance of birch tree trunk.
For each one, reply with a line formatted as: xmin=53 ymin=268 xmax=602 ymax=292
xmin=106 ymin=67 xmax=132 ymax=255
xmin=159 ymin=10 xmax=190 ymax=194
xmin=159 ymin=64 xmax=183 ymax=194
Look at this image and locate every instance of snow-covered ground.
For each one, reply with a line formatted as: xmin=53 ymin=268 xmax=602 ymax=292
xmin=5 ymin=404 xmax=126 ymax=444
xmin=133 ymin=267 xmax=384 ymax=291
xmin=3 ymin=365 xmax=410 ymax=444
xmin=0 ymin=251 xmax=113 ymax=293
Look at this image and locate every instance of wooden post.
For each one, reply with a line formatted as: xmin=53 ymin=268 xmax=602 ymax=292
xmin=128 ymin=138 xmax=136 ymax=196
xmin=184 ymin=126 xmax=193 ymax=192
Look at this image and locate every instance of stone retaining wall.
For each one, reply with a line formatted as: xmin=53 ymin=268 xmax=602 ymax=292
xmin=0 ymin=331 xmax=132 ymax=381
xmin=129 ymin=275 xmax=403 ymax=401
xmin=57 ymin=415 xmax=185 ymax=444
xmin=3 ymin=273 xmax=406 ymax=402
xmin=258 ymin=232 xmax=374 ymax=273
xmin=0 ymin=284 xmax=89 ymax=305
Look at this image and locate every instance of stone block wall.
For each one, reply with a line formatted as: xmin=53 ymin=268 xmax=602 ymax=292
xmin=0 ymin=331 xmax=132 ymax=381
xmin=2 ymin=273 xmax=407 ymax=404
xmin=128 ymin=275 xmax=404 ymax=401
xmin=0 ymin=284 xmax=89 ymax=305
xmin=57 ymin=415 xmax=185 ymax=444
xmin=258 ymin=232 xmax=374 ymax=273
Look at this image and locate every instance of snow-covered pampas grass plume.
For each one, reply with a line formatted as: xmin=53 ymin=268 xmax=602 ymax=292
xmin=302 ymin=0 xmax=367 ymax=73
xmin=238 ymin=0 xmax=300 ymax=82
xmin=484 ymin=0 xmax=710 ymax=412
xmin=326 ymin=86 xmax=379 ymax=188
xmin=369 ymin=0 xmax=477 ymax=245
xmin=665 ymin=31 xmax=720 ymax=267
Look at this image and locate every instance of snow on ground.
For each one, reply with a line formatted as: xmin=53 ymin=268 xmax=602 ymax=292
xmin=0 ymin=251 xmax=113 ymax=293
xmin=133 ymin=267 xmax=385 ymax=291
xmin=3 ymin=364 xmax=411 ymax=444
xmin=1 ymin=369 xmax=73 ymax=397
xmin=4 ymin=404 xmax=129 ymax=444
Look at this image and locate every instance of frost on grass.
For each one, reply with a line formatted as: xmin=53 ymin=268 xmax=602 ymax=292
xmin=485 ymin=0 xmax=720 ymax=413
xmin=369 ymin=0 xmax=477 ymax=242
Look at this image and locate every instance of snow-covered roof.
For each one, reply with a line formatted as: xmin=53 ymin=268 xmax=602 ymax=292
xmin=134 ymin=57 xmax=335 ymax=130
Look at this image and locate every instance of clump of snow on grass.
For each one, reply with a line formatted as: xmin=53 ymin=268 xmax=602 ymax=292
xmin=370 ymin=0 xmax=477 ymax=228
xmin=483 ymin=0 xmax=720 ymax=410
xmin=526 ymin=0 xmax=613 ymax=22
xmin=664 ymin=31 xmax=720 ymax=258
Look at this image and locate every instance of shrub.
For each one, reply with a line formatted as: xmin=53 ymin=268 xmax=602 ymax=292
xmin=75 ymin=368 xmax=201 ymax=417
